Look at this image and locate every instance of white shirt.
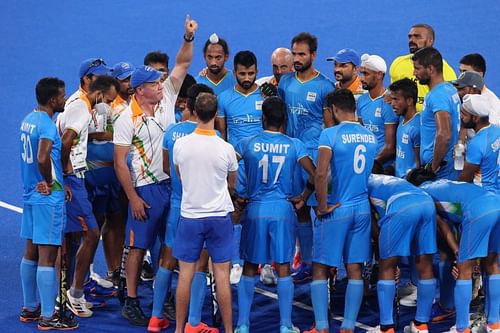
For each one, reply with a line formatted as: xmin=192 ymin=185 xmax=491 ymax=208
xmin=484 ymin=88 xmax=500 ymax=126
xmin=174 ymin=128 xmax=238 ymax=218
xmin=113 ymin=77 xmax=178 ymax=187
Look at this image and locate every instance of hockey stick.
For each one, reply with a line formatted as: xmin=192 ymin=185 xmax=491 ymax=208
xmin=118 ymin=246 xmax=130 ymax=305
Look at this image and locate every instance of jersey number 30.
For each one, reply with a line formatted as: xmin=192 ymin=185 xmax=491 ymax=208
xmin=353 ymin=144 xmax=366 ymax=174
xmin=21 ymin=133 xmax=34 ymax=164
xmin=258 ymin=154 xmax=285 ymax=184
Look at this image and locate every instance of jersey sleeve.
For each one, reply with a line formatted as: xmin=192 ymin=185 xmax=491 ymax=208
xmin=234 ymin=137 xmax=249 ymax=159
xmin=465 ymin=138 xmax=482 ymax=165
xmin=427 ymin=91 xmax=451 ymax=114
xmin=318 ymin=128 xmax=334 ymax=151
xmin=63 ymin=101 xmax=89 ymax=135
xmin=411 ymin=123 xmax=421 ymax=148
xmin=382 ymin=102 xmax=399 ymax=124
xmin=226 ymin=143 xmax=239 ymax=172
xmin=292 ymin=138 xmax=309 ymax=161
xmin=113 ymin=112 xmax=134 ymax=146
xmin=39 ymin=117 xmax=58 ymax=142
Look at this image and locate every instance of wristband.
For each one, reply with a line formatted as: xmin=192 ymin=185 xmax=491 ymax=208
xmin=183 ymin=34 xmax=194 ymax=42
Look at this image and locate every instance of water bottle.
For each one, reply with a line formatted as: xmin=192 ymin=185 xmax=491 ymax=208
xmin=454 ymin=140 xmax=465 ymax=170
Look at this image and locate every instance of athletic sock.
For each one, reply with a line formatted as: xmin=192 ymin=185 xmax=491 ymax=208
xmin=37 ymin=266 xmax=57 ymax=319
xmin=69 ymin=287 xmax=83 ymax=298
xmin=188 ymin=272 xmax=208 ymax=326
xmin=20 ymin=258 xmax=38 ymax=310
xmin=487 ymin=274 xmax=500 ymax=324
xmin=152 ymin=267 xmax=172 ymax=317
xmin=416 ymin=278 xmax=436 ymax=323
xmin=342 ymin=279 xmax=364 ymax=330
xmin=454 ymin=279 xmax=472 ymax=331
xmin=232 ymin=224 xmax=242 ymax=266
xmin=311 ymin=280 xmax=329 ymax=330
xmin=237 ymin=275 xmax=256 ymax=327
xmin=377 ymin=280 xmax=395 ymax=325
xmin=297 ymin=221 xmax=313 ymax=264
xmin=277 ymin=276 xmax=294 ymax=328
xmin=438 ymin=260 xmax=456 ymax=309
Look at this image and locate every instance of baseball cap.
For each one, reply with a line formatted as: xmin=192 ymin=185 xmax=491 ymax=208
xmin=326 ymin=48 xmax=361 ymax=66
xmin=79 ymin=58 xmax=111 ymax=78
xmin=360 ymin=53 xmax=387 ymax=73
xmin=131 ymin=66 xmax=163 ymax=89
xmin=451 ymin=71 xmax=484 ymax=90
xmin=462 ymin=94 xmax=490 ymax=117
xmin=111 ymin=62 xmax=136 ymax=80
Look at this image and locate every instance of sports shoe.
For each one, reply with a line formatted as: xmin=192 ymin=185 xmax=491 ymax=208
xmin=473 ymin=323 xmax=500 ymax=333
xmin=444 ymin=326 xmax=471 ymax=333
xmin=280 ymin=325 xmax=301 ymax=333
xmin=230 ymin=264 xmax=243 ymax=285
xmin=19 ymin=304 xmax=41 ymax=322
xmin=37 ymin=315 xmax=79 ymax=330
xmin=234 ymin=325 xmax=249 ymax=333
xmin=66 ymin=290 xmax=93 ymax=318
xmin=185 ymin=322 xmax=219 ymax=333
xmin=260 ymin=264 xmax=277 ymax=285
xmin=141 ymin=260 xmax=155 ymax=281
xmin=162 ymin=293 xmax=176 ymax=321
xmin=368 ymin=326 xmax=395 ymax=333
xmin=430 ymin=303 xmax=456 ymax=322
xmin=470 ymin=312 xmax=486 ymax=333
xmin=340 ymin=329 xmax=354 ymax=333
xmin=122 ymin=297 xmax=149 ymax=326
xmin=90 ymin=267 xmax=114 ymax=289
xmin=55 ymin=295 xmax=93 ymax=311
xmin=291 ymin=263 xmax=312 ymax=283
xmin=84 ymin=278 xmax=117 ymax=297
xmin=147 ymin=316 xmax=169 ymax=332
xmin=303 ymin=326 xmax=328 ymax=333
xmin=404 ymin=321 xmax=429 ymax=333
xmin=400 ymin=283 xmax=418 ymax=307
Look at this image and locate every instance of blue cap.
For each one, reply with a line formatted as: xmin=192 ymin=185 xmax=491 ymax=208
xmin=79 ymin=58 xmax=111 ymax=78
xmin=111 ymin=62 xmax=136 ymax=80
xmin=326 ymin=48 xmax=361 ymax=66
xmin=130 ymin=66 xmax=163 ymax=89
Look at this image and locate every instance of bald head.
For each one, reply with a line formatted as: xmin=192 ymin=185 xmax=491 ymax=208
xmin=271 ymin=47 xmax=293 ymax=83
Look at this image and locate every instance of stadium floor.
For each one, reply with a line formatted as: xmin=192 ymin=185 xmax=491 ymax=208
xmin=1 ymin=0 xmax=498 ymax=332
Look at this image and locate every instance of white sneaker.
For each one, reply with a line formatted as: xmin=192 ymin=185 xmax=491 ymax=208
xmin=399 ymin=283 xmax=418 ymax=307
xmin=445 ymin=326 xmax=471 ymax=333
xmin=90 ymin=264 xmax=114 ymax=289
xmin=260 ymin=264 xmax=277 ymax=285
xmin=230 ymin=264 xmax=243 ymax=285
xmin=367 ymin=326 xmax=383 ymax=333
xmin=404 ymin=321 xmax=429 ymax=333
xmin=66 ymin=290 xmax=93 ymax=317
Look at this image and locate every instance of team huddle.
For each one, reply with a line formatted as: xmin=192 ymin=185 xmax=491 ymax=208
xmin=18 ymin=15 xmax=500 ymax=333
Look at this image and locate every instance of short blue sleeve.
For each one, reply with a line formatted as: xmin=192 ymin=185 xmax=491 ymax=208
xmin=465 ymin=138 xmax=482 ymax=165
xmin=382 ymin=103 xmax=399 ymax=124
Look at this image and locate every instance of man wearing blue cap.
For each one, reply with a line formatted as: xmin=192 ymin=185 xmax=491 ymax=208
xmin=327 ymin=48 xmax=365 ymax=101
xmin=113 ymin=15 xmax=198 ymax=328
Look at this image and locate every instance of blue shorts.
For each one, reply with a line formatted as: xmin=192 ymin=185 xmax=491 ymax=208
xmin=458 ymin=197 xmax=499 ymax=263
xmin=312 ymin=201 xmax=372 ymax=267
xmin=489 ymin=216 xmax=500 ymax=254
xmin=435 ymin=161 xmax=459 ymax=181
xmin=21 ymin=202 xmax=66 ymax=246
xmin=378 ymin=193 xmax=437 ymax=259
xmin=173 ymin=214 xmax=233 ymax=263
xmin=164 ymin=201 xmax=180 ymax=248
xmin=125 ymin=182 xmax=170 ymax=250
xmin=85 ymin=167 xmax=122 ymax=215
xmin=241 ymin=200 xmax=297 ymax=264
xmin=64 ymin=176 xmax=98 ymax=233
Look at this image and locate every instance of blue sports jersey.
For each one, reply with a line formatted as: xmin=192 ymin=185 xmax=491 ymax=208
xmin=465 ymin=124 xmax=500 ymax=194
xmin=420 ymin=179 xmax=496 ymax=223
xmin=278 ymin=72 xmax=335 ymax=150
xmin=357 ymin=92 xmax=399 ymax=154
xmin=395 ymin=113 xmax=421 ymax=178
xmin=368 ymin=174 xmax=423 ymax=218
xmin=318 ymin=121 xmax=377 ymax=206
xmin=162 ymin=120 xmax=198 ymax=203
xmin=420 ymin=82 xmax=460 ymax=167
xmin=20 ymin=111 xmax=64 ymax=204
xmin=195 ymin=71 xmax=236 ymax=96
xmin=235 ymin=131 xmax=308 ymax=201
xmin=217 ymin=86 xmax=264 ymax=147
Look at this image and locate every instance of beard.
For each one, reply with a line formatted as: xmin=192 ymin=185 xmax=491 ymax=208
xmin=416 ymin=75 xmax=430 ymax=85
xmin=54 ymin=105 xmax=65 ymax=113
xmin=237 ymin=77 xmax=255 ymax=90
xmin=409 ymin=43 xmax=419 ymax=54
xmin=208 ymin=65 xmax=223 ymax=75
xmin=294 ymin=59 xmax=312 ymax=73
xmin=461 ymin=118 xmax=475 ymax=129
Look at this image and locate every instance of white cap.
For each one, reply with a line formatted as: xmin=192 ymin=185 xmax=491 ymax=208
xmin=360 ymin=53 xmax=387 ymax=73
xmin=462 ymin=94 xmax=490 ymax=117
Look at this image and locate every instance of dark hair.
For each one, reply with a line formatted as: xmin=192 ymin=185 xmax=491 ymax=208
xmin=291 ymin=32 xmax=318 ymax=53
xmin=203 ymin=36 xmax=229 ymax=55
xmin=412 ymin=47 xmax=443 ymax=73
xmin=325 ymin=89 xmax=355 ymax=113
xmin=36 ymin=77 xmax=65 ymax=105
xmin=179 ymin=74 xmax=196 ymax=98
xmin=234 ymin=50 xmax=257 ymax=70
xmin=186 ymin=84 xmax=214 ymax=113
xmin=194 ymin=93 xmax=218 ymax=123
xmin=411 ymin=23 xmax=435 ymax=41
xmin=89 ymin=76 xmax=120 ymax=94
xmin=262 ymin=96 xmax=286 ymax=128
xmin=144 ymin=51 xmax=169 ymax=67
xmin=460 ymin=53 xmax=487 ymax=76
xmin=389 ymin=78 xmax=418 ymax=104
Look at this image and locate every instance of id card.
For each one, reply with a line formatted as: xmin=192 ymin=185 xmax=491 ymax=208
xmin=70 ymin=145 xmax=87 ymax=177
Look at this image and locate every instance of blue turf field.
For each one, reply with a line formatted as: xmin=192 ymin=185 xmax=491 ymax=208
xmin=1 ymin=1 xmax=498 ymax=331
